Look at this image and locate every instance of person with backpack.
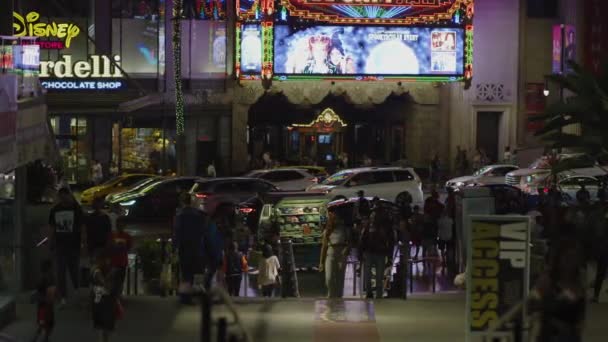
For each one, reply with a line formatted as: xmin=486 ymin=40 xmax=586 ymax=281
xmin=320 ymin=204 xmax=351 ymax=298
xmin=360 ymin=203 xmax=395 ymax=299
xmin=49 ymin=188 xmax=83 ymax=306
xmin=353 ymin=190 xmax=371 ymax=230
xmin=223 ymin=242 xmax=248 ymax=297
xmin=174 ymin=193 xmax=206 ymax=303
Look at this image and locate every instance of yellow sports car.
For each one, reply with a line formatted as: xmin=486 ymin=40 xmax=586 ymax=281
xmin=80 ymin=174 xmax=155 ymax=206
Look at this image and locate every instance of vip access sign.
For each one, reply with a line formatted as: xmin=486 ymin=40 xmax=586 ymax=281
xmin=466 ymin=215 xmax=531 ymax=342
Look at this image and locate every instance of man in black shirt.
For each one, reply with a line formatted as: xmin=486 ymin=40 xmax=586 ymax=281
xmin=49 ymin=188 xmax=83 ymax=305
xmin=86 ymin=197 xmax=112 ymax=260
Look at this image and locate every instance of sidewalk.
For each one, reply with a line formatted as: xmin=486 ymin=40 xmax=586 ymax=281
xmin=2 ymin=292 xmax=607 ymax=342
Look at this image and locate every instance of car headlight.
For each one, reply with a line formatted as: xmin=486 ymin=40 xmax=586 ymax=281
xmin=455 ymin=182 xmax=465 ymax=187
xmin=119 ymin=200 xmax=136 ymax=206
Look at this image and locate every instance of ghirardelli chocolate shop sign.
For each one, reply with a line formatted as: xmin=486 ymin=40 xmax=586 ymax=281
xmin=39 ymin=55 xmax=126 ymax=91
xmin=40 ymin=55 xmax=123 ymax=78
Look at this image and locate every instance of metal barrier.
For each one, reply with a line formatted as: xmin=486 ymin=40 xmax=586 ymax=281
xmin=408 ymin=257 xmax=440 ymax=294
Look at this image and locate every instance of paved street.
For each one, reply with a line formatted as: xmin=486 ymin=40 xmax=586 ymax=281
xmin=3 ymin=291 xmax=608 ymax=342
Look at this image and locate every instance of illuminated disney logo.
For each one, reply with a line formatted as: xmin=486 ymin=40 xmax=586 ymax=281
xmin=13 ymin=12 xmax=80 ymax=48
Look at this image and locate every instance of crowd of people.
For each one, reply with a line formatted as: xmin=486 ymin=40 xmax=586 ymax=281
xmin=319 ymin=189 xmax=459 ymax=300
xmin=39 ymin=189 xmax=133 ymax=342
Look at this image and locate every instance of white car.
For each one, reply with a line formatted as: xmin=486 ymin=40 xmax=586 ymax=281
xmin=506 ymin=153 xmax=607 ymax=194
xmin=306 ymin=167 xmax=424 ymax=205
xmin=558 ymin=174 xmax=601 ymax=204
xmin=446 ymin=164 xmax=519 ymax=190
xmin=244 ymin=168 xmax=317 ymax=191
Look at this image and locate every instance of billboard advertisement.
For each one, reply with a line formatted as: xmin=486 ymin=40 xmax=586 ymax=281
xmin=274 ymin=25 xmax=464 ymax=76
xmin=240 ymin=24 xmax=263 ymax=74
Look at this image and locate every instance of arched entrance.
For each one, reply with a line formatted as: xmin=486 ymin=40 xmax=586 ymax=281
xmin=247 ymin=92 xmax=413 ymax=171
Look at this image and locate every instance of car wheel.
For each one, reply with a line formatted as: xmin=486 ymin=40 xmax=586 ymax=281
xmin=332 ymin=195 xmax=347 ymax=202
xmin=395 ymin=192 xmax=413 ymax=206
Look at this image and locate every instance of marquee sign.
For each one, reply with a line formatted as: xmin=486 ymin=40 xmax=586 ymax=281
xmin=13 ymin=12 xmax=81 ymax=48
xmin=236 ymin=0 xmax=474 ymax=84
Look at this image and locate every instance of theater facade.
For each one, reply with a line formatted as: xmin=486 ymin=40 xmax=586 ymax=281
xmin=15 ymin=0 xmax=538 ymax=179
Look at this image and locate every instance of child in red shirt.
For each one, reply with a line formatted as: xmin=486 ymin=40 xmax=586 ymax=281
xmin=110 ymin=217 xmax=133 ymax=297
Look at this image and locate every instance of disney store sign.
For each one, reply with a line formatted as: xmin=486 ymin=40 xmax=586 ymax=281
xmin=13 ymin=11 xmax=81 ymax=48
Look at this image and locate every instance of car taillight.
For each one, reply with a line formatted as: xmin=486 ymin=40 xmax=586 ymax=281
xmin=239 ymin=207 xmax=254 ymax=214
xmin=195 ymin=193 xmax=209 ymax=199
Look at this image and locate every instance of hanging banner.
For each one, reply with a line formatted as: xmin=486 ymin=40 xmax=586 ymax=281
xmin=466 ymin=215 xmax=531 ymax=342
xmin=552 ymin=25 xmax=563 ymax=74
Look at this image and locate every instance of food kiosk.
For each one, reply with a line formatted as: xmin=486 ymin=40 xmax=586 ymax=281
xmin=257 ymin=192 xmax=329 ymax=268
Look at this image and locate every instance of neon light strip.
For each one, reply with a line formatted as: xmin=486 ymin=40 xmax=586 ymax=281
xmin=300 ymin=0 xmax=453 ymax=7
xmin=235 ymin=23 xmax=242 ymax=77
xmin=262 ymin=22 xmax=274 ymax=79
xmin=270 ymin=75 xmax=464 ymax=81
xmin=280 ymin=0 xmax=471 ymax=25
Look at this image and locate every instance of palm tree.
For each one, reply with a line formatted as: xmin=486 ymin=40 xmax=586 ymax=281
xmin=533 ymin=61 xmax=608 ymax=163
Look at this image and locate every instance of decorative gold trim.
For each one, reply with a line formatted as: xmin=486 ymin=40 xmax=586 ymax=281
xmin=293 ymin=108 xmax=348 ymax=128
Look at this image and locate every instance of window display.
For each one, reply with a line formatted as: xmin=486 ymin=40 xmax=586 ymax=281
xmin=120 ymin=128 xmax=176 ymax=173
xmin=51 ymin=117 xmax=92 ymax=184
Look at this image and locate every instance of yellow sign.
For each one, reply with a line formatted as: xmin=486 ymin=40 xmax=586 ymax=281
xmin=13 ymin=12 xmax=80 ymax=48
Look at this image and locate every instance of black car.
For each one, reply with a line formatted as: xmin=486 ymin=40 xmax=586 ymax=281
xmin=109 ymin=176 xmax=202 ymax=221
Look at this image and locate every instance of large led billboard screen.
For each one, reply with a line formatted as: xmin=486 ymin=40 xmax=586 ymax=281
xmin=274 ymin=25 xmax=464 ymax=76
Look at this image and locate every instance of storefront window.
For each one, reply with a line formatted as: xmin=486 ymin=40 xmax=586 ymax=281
xmin=120 ymin=128 xmax=176 ymax=174
xmin=51 ymin=117 xmax=92 ymax=184
xmin=112 ymin=18 xmax=162 ymax=78
xmin=181 ymin=20 xmax=227 ymax=79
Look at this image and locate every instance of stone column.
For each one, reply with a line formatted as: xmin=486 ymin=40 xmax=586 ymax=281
xmin=94 ymin=0 xmax=112 ymax=55
xmin=231 ymin=103 xmax=250 ymax=174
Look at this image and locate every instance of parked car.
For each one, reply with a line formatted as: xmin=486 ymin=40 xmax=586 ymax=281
xmin=306 ymin=167 xmax=424 ymax=205
xmin=506 ymin=154 xmax=607 ymax=195
xmin=557 ymin=174 xmax=601 ymax=204
xmin=244 ymin=168 xmax=317 ymax=191
xmin=105 ymin=176 xmax=164 ymax=203
xmin=81 ymin=173 xmax=155 ymax=206
xmin=189 ymin=177 xmax=278 ymax=215
xmin=446 ymin=164 xmax=518 ymax=190
xmin=277 ymin=165 xmax=329 ymax=181
xmin=108 ymin=177 xmax=202 ymax=219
